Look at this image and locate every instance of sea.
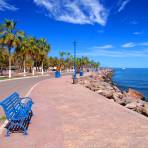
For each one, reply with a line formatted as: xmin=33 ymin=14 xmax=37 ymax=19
xmin=112 ymin=68 xmax=148 ymax=101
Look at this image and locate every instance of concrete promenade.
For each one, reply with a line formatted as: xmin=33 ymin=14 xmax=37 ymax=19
xmin=1 ymin=75 xmax=148 ymax=148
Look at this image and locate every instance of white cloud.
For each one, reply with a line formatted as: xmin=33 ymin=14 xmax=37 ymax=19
xmin=0 ymin=0 xmax=18 ymax=11
xmin=80 ymin=41 xmax=148 ymax=58
xmin=122 ymin=42 xmax=136 ymax=48
xmin=93 ymin=41 xmax=148 ymax=51
xmin=34 ymin=0 xmax=108 ymax=26
xmin=122 ymin=41 xmax=148 ymax=48
xmin=118 ymin=0 xmax=130 ymax=12
xmin=133 ymin=32 xmax=143 ymax=35
xmin=78 ymin=41 xmax=148 ymax=58
xmin=78 ymin=49 xmax=148 ymax=58
xmin=94 ymin=44 xmax=114 ymax=49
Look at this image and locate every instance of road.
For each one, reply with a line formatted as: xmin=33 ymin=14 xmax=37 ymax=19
xmin=0 ymin=75 xmax=51 ymax=100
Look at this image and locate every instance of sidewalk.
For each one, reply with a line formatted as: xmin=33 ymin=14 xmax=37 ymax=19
xmin=0 ymin=71 xmax=73 ymax=83
xmin=1 ymin=75 xmax=148 ymax=148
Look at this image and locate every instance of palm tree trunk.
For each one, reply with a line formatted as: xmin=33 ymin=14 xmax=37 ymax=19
xmin=41 ymin=61 xmax=44 ymax=75
xmin=35 ymin=61 xmax=38 ymax=72
xmin=23 ymin=60 xmax=26 ymax=76
xmin=32 ymin=68 xmax=35 ymax=75
xmin=32 ymin=61 xmax=35 ymax=76
xmin=8 ymin=54 xmax=11 ymax=78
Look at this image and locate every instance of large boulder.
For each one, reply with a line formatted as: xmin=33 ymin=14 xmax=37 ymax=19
xmin=78 ymin=77 xmax=90 ymax=86
xmin=89 ymin=86 xmax=100 ymax=92
xmin=97 ymin=90 xmax=113 ymax=99
xmin=105 ymin=85 xmax=114 ymax=91
xmin=83 ymin=79 xmax=90 ymax=85
xmin=127 ymin=88 xmax=145 ymax=100
xmin=122 ymin=97 xmax=137 ymax=106
xmin=113 ymin=86 xmax=121 ymax=92
xmin=125 ymin=102 xmax=137 ymax=109
xmin=115 ymin=98 xmax=126 ymax=105
xmin=137 ymin=100 xmax=145 ymax=107
xmin=142 ymin=103 xmax=148 ymax=116
xmin=125 ymin=100 xmax=145 ymax=113
xmin=113 ymin=92 xmax=123 ymax=100
xmin=123 ymin=97 xmax=145 ymax=105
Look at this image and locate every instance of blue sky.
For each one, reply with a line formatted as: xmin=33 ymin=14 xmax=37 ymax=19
xmin=0 ymin=0 xmax=148 ymax=68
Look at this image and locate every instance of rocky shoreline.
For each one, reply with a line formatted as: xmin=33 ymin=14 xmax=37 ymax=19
xmin=79 ymin=69 xmax=148 ymax=117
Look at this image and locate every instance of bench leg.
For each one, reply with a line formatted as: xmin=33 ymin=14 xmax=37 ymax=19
xmin=5 ymin=121 xmax=14 ymax=137
xmin=6 ymin=129 xmax=10 ymax=137
xmin=30 ymin=110 xmax=34 ymax=116
xmin=23 ymin=130 xmax=28 ymax=135
xmin=19 ymin=119 xmax=28 ymax=135
xmin=8 ymin=119 xmax=28 ymax=136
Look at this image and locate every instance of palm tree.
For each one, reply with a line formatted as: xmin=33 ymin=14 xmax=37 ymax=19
xmin=0 ymin=19 xmax=53 ymax=77
xmin=90 ymin=60 xmax=100 ymax=71
xmin=37 ymin=38 xmax=50 ymax=75
xmin=27 ymin=37 xmax=37 ymax=75
xmin=59 ymin=51 xmax=66 ymax=71
xmin=76 ymin=58 xmax=81 ymax=73
xmin=0 ymin=48 xmax=5 ymax=75
xmin=15 ymin=33 xmax=30 ymax=76
xmin=0 ymin=47 xmax=8 ymax=75
xmin=80 ymin=56 xmax=89 ymax=71
xmin=64 ymin=52 xmax=74 ymax=72
xmin=69 ymin=55 xmax=74 ymax=71
xmin=2 ymin=19 xmax=20 ymax=78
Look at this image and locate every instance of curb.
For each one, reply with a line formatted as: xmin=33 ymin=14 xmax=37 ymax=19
xmin=0 ymin=74 xmax=49 ymax=83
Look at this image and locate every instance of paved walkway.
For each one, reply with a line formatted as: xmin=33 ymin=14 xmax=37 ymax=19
xmin=1 ymin=76 xmax=148 ymax=148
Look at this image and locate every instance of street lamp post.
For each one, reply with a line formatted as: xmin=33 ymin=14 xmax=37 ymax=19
xmin=73 ymin=41 xmax=77 ymax=84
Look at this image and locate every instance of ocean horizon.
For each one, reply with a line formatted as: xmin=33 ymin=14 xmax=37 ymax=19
xmin=112 ymin=68 xmax=148 ymax=101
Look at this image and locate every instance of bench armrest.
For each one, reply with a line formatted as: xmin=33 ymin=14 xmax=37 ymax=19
xmin=21 ymin=97 xmax=34 ymax=104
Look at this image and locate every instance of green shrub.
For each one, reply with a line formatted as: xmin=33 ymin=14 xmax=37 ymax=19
xmin=0 ymin=115 xmax=6 ymax=122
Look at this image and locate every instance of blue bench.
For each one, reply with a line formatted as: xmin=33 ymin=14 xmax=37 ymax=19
xmin=0 ymin=92 xmax=33 ymax=136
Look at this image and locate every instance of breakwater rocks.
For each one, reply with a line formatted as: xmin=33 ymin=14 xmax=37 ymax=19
xmin=79 ymin=69 xmax=148 ymax=117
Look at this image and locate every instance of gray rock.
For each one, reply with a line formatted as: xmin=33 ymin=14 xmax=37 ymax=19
xmin=125 ymin=102 xmax=137 ymax=109
xmin=97 ymin=90 xmax=113 ymax=99
xmin=98 ymin=85 xmax=106 ymax=90
xmin=113 ymin=86 xmax=121 ymax=92
xmin=122 ymin=97 xmax=137 ymax=105
xmin=142 ymin=103 xmax=148 ymax=116
xmin=106 ymin=85 xmax=114 ymax=90
xmin=115 ymin=99 xmax=126 ymax=105
xmin=113 ymin=92 xmax=123 ymax=100
xmin=137 ymin=100 xmax=145 ymax=107
xmin=112 ymin=93 xmax=119 ymax=101
xmin=90 ymin=86 xmax=100 ymax=92
xmin=123 ymin=91 xmax=128 ymax=97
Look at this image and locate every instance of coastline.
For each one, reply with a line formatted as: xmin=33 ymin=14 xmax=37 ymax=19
xmin=112 ymin=68 xmax=148 ymax=100
xmin=112 ymin=81 xmax=148 ymax=102
xmin=79 ymin=69 xmax=148 ymax=118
